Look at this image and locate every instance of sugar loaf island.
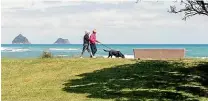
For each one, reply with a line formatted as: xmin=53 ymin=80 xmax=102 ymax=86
xmin=12 ymin=34 xmax=31 ymax=44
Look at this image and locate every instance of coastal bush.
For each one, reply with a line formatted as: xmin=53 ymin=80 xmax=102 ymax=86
xmin=41 ymin=51 xmax=53 ymax=58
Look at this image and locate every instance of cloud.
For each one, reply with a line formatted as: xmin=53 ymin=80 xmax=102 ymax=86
xmin=1 ymin=0 xmax=208 ymax=44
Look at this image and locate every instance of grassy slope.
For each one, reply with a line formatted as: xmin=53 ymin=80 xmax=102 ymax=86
xmin=1 ymin=58 xmax=208 ymax=101
xmin=2 ymin=58 xmax=134 ymax=101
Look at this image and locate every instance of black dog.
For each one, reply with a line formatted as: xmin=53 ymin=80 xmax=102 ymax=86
xmin=103 ymin=49 xmax=125 ymax=58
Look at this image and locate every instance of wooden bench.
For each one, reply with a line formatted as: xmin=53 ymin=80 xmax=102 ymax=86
xmin=133 ymin=49 xmax=185 ymax=60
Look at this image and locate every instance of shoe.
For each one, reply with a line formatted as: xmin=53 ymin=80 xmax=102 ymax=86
xmin=92 ymin=56 xmax=96 ymax=58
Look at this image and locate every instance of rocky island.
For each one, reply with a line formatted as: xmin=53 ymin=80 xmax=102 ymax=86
xmin=12 ymin=34 xmax=31 ymax=44
xmin=54 ymin=38 xmax=70 ymax=44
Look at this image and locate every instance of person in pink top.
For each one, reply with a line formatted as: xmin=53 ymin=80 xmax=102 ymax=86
xmin=89 ymin=29 xmax=100 ymax=57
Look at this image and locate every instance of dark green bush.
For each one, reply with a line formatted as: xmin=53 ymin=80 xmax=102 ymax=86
xmin=41 ymin=51 xmax=53 ymax=58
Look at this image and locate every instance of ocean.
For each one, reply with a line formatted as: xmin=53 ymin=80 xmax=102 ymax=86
xmin=1 ymin=44 xmax=208 ymax=58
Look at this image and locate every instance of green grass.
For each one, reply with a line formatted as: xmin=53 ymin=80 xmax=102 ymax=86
xmin=1 ymin=58 xmax=208 ymax=101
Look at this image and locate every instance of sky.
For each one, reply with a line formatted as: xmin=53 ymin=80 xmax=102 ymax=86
xmin=1 ymin=0 xmax=208 ymax=44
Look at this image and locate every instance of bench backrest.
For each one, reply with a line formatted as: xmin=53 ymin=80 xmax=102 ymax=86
xmin=133 ymin=49 xmax=185 ymax=59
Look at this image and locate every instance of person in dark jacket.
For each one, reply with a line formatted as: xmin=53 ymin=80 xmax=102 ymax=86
xmin=80 ymin=30 xmax=93 ymax=58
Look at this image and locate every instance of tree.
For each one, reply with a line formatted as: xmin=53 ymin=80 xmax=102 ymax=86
xmin=169 ymin=0 xmax=208 ymax=20
xmin=136 ymin=0 xmax=208 ymax=20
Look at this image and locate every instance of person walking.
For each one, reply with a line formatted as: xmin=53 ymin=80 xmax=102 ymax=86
xmin=80 ymin=30 xmax=93 ymax=58
xmin=89 ymin=29 xmax=100 ymax=58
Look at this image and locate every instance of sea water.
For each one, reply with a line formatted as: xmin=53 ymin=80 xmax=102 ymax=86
xmin=1 ymin=44 xmax=208 ymax=58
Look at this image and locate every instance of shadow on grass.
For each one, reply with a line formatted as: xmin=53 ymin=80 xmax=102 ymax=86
xmin=62 ymin=60 xmax=208 ymax=101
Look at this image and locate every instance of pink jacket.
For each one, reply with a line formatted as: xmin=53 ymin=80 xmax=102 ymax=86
xmin=89 ymin=33 xmax=97 ymax=44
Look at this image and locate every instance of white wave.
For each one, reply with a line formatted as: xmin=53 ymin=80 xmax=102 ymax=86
xmin=186 ymin=50 xmax=193 ymax=52
xmin=194 ymin=57 xmax=208 ymax=59
xmin=55 ymin=55 xmax=69 ymax=57
xmin=49 ymin=48 xmax=79 ymax=51
xmin=125 ymin=55 xmax=134 ymax=59
xmin=1 ymin=47 xmax=7 ymax=51
xmin=1 ymin=47 xmax=31 ymax=52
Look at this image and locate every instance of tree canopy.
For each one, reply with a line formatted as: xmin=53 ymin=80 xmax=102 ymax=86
xmin=136 ymin=0 xmax=208 ymax=20
xmin=169 ymin=0 xmax=208 ymax=20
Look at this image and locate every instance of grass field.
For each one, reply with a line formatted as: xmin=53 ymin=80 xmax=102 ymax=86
xmin=1 ymin=58 xmax=208 ymax=101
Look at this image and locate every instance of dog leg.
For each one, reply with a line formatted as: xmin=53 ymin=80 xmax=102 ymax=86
xmin=108 ymin=53 xmax=110 ymax=58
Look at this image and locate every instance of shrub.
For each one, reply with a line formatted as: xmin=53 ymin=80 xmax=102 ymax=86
xmin=41 ymin=51 xmax=53 ymax=58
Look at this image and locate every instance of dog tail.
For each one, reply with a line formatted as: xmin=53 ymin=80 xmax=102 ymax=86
xmin=103 ymin=49 xmax=109 ymax=52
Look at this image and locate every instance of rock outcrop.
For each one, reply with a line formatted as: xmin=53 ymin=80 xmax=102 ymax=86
xmin=54 ymin=38 xmax=70 ymax=44
xmin=12 ymin=34 xmax=31 ymax=44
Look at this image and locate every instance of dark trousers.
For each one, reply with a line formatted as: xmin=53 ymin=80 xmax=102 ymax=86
xmin=81 ymin=44 xmax=91 ymax=56
xmin=90 ymin=43 xmax=97 ymax=56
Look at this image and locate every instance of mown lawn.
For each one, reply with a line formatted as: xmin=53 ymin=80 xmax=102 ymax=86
xmin=1 ymin=58 xmax=208 ymax=101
